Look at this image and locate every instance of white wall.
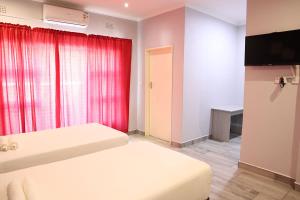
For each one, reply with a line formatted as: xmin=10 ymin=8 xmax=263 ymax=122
xmin=240 ymin=0 xmax=300 ymax=179
xmin=139 ymin=8 xmax=185 ymax=143
xmin=236 ymin=26 xmax=246 ymax=104
xmin=181 ymin=7 xmax=245 ymax=142
xmin=0 ymin=0 xmax=138 ymax=131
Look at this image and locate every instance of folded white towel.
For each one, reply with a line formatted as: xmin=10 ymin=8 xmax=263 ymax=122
xmin=8 ymin=137 xmax=18 ymax=151
xmin=0 ymin=137 xmax=8 ymax=152
xmin=7 ymin=180 xmax=26 ymax=200
xmin=0 ymin=136 xmax=8 ymax=145
xmin=23 ymin=177 xmax=39 ymax=200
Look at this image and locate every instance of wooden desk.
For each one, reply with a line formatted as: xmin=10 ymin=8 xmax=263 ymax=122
xmin=210 ymin=106 xmax=243 ymax=142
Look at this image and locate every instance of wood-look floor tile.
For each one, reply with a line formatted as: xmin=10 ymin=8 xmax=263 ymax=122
xmin=283 ymin=190 xmax=300 ymax=200
xmin=253 ymin=193 xmax=281 ymax=200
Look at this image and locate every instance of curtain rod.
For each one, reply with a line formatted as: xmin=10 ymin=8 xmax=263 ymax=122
xmin=0 ymin=17 xmax=132 ymax=41
xmin=0 ymin=14 xmax=43 ymax=22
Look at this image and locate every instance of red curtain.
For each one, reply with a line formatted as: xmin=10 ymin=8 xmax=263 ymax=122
xmin=57 ymin=31 xmax=88 ymax=128
xmin=0 ymin=23 xmax=36 ymax=134
xmin=31 ymin=28 xmax=57 ymax=131
xmin=0 ymin=23 xmax=132 ymax=136
xmin=87 ymin=36 xmax=132 ymax=132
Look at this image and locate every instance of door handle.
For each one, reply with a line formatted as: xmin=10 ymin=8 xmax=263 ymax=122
xmin=149 ymin=81 xmax=153 ymax=89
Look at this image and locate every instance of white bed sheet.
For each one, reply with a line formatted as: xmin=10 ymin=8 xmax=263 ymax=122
xmin=0 ymin=123 xmax=128 ymax=173
xmin=0 ymin=142 xmax=212 ymax=200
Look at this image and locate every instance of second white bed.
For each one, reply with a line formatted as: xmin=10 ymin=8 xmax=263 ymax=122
xmin=0 ymin=142 xmax=212 ymax=200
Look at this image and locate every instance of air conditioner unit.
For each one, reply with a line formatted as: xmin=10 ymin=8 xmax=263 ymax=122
xmin=43 ymin=4 xmax=89 ymax=28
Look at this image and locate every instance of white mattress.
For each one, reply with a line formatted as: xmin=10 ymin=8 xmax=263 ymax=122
xmin=0 ymin=142 xmax=212 ymax=200
xmin=0 ymin=123 xmax=128 ymax=173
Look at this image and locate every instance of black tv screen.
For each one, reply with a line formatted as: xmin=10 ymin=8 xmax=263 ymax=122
xmin=245 ymin=29 xmax=300 ymax=66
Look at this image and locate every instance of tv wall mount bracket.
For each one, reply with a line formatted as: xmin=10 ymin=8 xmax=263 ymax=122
xmin=274 ymin=65 xmax=300 ymax=88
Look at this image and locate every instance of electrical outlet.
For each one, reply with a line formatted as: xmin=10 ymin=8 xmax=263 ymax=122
xmin=274 ymin=77 xmax=280 ymax=84
xmin=105 ymin=22 xmax=114 ymax=30
xmin=0 ymin=5 xmax=6 ymax=14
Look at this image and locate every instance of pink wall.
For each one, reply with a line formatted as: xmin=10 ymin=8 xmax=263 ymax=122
xmin=139 ymin=8 xmax=185 ymax=143
xmin=295 ymin=85 xmax=300 ymax=183
xmin=240 ymin=0 xmax=300 ymax=180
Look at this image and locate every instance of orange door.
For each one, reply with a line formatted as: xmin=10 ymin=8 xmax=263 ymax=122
xmin=149 ymin=48 xmax=172 ymax=142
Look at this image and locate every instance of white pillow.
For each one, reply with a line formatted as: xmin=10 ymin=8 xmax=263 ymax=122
xmin=7 ymin=180 xmax=26 ymax=200
xmin=23 ymin=177 xmax=39 ymax=200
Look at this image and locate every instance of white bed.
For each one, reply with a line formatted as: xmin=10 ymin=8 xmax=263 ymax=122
xmin=0 ymin=142 xmax=212 ymax=200
xmin=0 ymin=123 xmax=128 ymax=173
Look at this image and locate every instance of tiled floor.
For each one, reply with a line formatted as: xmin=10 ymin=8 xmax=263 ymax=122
xmin=129 ymin=134 xmax=300 ymax=200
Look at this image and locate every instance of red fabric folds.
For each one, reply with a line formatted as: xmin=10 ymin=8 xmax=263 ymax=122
xmin=0 ymin=23 xmax=132 ymax=135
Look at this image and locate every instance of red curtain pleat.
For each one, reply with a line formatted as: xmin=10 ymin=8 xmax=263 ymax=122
xmin=55 ymin=34 xmax=61 ymax=129
xmin=0 ymin=25 xmax=6 ymax=134
xmin=0 ymin=23 xmax=132 ymax=135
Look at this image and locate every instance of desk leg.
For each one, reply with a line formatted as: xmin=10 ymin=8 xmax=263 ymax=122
xmin=211 ymin=111 xmax=231 ymax=142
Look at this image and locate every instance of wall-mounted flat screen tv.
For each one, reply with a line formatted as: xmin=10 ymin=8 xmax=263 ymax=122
xmin=245 ymin=29 xmax=300 ymax=66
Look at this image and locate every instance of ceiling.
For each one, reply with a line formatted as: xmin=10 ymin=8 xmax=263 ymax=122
xmin=37 ymin=0 xmax=247 ymax=25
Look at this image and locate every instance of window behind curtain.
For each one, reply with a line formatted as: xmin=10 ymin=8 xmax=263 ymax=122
xmin=0 ymin=23 xmax=132 ymax=136
xmin=57 ymin=32 xmax=88 ymax=127
xmin=87 ymin=36 xmax=132 ymax=132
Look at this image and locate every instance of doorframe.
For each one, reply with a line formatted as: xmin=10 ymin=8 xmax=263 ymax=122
xmin=144 ymin=46 xmax=173 ymax=142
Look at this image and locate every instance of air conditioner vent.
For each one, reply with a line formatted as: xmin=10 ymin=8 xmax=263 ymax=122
xmin=0 ymin=5 xmax=7 ymax=14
